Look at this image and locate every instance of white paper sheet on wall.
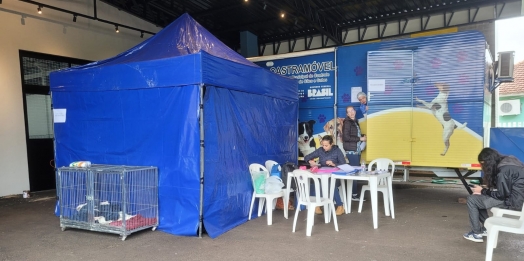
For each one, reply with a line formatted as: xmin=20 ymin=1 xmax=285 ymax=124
xmin=53 ymin=109 xmax=67 ymax=123
xmin=368 ymin=79 xmax=385 ymax=92
xmin=351 ymin=87 xmax=362 ymax=103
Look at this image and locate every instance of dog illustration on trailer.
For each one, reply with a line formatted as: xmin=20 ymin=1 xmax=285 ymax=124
xmin=415 ymin=83 xmax=467 ymax=156
xmin=323 ymin=117 xmax=344 ymax=145
xmin=298 ymin=120 xmax=316 ymax=157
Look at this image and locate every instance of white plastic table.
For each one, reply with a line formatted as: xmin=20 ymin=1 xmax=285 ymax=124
xmin=329 ymin=172 xmax=393 ymax=229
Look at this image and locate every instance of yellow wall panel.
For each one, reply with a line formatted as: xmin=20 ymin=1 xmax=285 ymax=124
xmin=411 ymin=27 xmax=458 ymax=38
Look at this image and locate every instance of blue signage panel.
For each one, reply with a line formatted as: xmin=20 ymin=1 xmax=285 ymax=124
xmin=255 ymin=52 xmax=335 ymax=108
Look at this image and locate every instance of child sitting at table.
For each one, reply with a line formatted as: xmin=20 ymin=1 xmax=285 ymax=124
xmin=303 ymin=135 xmax=346 ymax=215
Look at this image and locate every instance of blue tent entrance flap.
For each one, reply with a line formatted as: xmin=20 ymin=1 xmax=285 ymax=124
xmin=203 ymin=87 xmax=297 ymax=238
xmin=50 ymin=13 xmax=298 ymax=238
xmin=490 ymin=128 xmax=524 ymax=162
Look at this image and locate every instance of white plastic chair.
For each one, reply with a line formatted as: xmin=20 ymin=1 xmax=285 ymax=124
xmin=484 ymin=204 xmax=524 ymax=261
xmin=264 ymin=160 xmax=279 ymax=175
xmin=248 ymin=163 xmax=284 ymax=225
xmin=292 ymin=169 xmax=338 ymax=236
xmin=265 ymin=160 xmax=295 ymax=212
xmin=358 ymin=158 xmax=395 ymax=218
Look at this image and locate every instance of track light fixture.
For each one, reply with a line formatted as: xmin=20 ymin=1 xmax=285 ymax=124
xmin=263 ymin=2 xmax=267 ymax=10
xmin=280 ymin=12 xmax=285 ymax=18
xmin=294 ymin=18 xmax=298 ymax=25
xmin=19 ymin=0 xmax=153 ymax=38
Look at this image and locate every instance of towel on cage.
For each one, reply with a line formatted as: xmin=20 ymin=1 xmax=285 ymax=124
xmin=109 ymin=214 xmax=157 ymax=230
xmin=70 ymin=202 xmax=121 ymax=222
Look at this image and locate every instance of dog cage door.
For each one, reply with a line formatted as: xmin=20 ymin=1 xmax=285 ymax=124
xmin=365 ymin=50 xmax=414 ymax=162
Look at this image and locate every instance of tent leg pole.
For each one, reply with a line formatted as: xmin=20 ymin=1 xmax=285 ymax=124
xmin=198 ymin=84 xmax=205 ymax=238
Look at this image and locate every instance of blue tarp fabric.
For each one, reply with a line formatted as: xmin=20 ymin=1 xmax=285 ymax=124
xmin=50 ymin=13 xmax=298 ymax=238
xmin=490 ymin=128 xmax=524 ymax=162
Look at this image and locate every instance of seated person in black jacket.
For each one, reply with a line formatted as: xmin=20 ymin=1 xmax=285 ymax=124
xmin=463 ymin=148 xmax=524 ymax=243
xmin=304 ymin=135 xmax=346 ymax=215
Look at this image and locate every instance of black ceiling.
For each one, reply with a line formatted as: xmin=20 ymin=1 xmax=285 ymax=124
xmin=100 ymin=0 xmax=512 ymax=50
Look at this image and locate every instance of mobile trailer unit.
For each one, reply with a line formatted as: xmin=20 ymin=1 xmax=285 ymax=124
xmin=251 ymin=30 xmax=493 ymax=182
xmin=336 ymin=31 xmax=492 ymax=181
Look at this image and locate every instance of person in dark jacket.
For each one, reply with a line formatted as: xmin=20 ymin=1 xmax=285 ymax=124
xmin=463 ymin=148 xmax=524 ymax=243
xmin=304 ymin=135 xmax=346 ymax=168
xmin=342 ymin=106 xmax=367 ymax=201
xmin=304 ymin=135 xmax=346 ymax=215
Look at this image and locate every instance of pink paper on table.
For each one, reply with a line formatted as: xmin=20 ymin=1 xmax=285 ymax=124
xmin=316 ymin=167 xmax=340 ymax=173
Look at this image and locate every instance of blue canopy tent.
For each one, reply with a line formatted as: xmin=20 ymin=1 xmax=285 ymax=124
xmin=50 ymin=14 xmax=298 ymax=238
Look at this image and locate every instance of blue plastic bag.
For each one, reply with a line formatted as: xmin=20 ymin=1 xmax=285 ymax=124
xmin=270 ymin=164 xmax=281 ymax=178
xmin=54 ymin=200 xmax=60 ymax=216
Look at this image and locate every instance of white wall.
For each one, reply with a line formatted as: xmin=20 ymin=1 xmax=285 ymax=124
xmin=0 ymin=0 xmax=160 ymax=197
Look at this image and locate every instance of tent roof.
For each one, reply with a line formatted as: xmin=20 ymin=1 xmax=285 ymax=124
xmin=66 ymin=13 xmax=256 ymax=68
xmin=50 ymin=13 xmax=297 ymax=101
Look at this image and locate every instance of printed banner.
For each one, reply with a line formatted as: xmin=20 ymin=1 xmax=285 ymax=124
xmin=255 ymin=52 xmax=335 ymax=108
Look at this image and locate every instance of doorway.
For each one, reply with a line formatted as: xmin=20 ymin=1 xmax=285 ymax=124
xmin=20 ymin=50 xmax=90 ymax=192
xmin=366 ymin=50 xmax=414 ymax=162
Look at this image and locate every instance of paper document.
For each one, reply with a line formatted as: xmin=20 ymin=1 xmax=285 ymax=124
xmin=368 ymin=79 xmax=386 ymax=92
xmin=316 ymin=167 xmax=340 ymax=174
xmin=319 ymin=167 xmax=338 ymax=171
xmin=337 ymin=164 xmax=361 ymax=172
xmin=53 ymin=109 xmax=67 ymax=123
xmin=351 ymin=87 xmax=362 ymax=102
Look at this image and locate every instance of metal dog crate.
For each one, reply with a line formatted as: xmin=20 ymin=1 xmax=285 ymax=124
xmin=57 ymin=165 xmax=158 ymax=240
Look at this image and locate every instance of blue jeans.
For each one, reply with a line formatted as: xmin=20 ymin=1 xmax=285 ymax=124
xmin=310 ymin=180 xmax=344 ymax=207
xmin=346 ymin=152 xmax=361 ymax=196
xmin=332 ymin=180 xmax=343 ymax=206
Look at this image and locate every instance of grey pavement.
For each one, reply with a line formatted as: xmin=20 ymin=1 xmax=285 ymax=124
xmin=1 ymin=182 xmax=523 ymax=261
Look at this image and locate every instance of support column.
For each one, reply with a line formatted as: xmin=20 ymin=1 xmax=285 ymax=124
xmin=240 ymin=31 xmax=258 ymax=57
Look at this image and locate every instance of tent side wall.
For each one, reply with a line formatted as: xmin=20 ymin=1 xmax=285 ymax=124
xmin=52 ymin=86 xmax=202 ymax=236
xmin=202 ymin=86 xmax=298 ymax=238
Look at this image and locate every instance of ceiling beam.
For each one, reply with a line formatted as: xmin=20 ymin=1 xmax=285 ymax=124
xmin=192 ymin=3 xmax=245 ymax=17
xmin=214 ymin=17 xmax=280 ymax=34
xmin=337 ymin=0 xmax=518 ymax=30
xmin=277 ymin=0 xmax=342 ymax=45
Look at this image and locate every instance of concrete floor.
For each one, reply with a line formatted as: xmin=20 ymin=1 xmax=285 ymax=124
xmin=1 ymin=183 xmax=523 ymax=261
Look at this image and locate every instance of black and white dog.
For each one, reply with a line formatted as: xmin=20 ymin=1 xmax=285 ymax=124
xmin=415 ymin=83 xmax=467 ymax=156
xmin=298 ymin=120 xmax=316 ymax=157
